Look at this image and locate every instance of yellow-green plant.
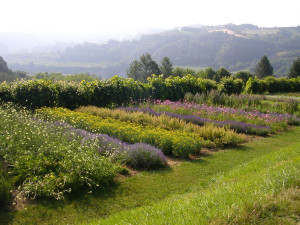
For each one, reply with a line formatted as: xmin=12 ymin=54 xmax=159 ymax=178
xmin=76 ymin=106 xmax=245 ymax=146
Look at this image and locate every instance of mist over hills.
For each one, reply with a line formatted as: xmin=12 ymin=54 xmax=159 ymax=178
xmin=2 ymin=24 xmax=300 ymax=77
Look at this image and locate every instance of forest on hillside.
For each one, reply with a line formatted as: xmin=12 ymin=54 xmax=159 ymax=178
xmin=3 ymin=24 xmax=300 ymax=77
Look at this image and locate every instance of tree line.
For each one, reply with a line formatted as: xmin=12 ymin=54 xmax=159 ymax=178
xmin=127 ymin=54 xmax=300 ymax=83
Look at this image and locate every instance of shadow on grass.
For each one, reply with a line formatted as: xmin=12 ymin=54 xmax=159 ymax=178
xmin=0 ymin=207 xmax=15 ymax=225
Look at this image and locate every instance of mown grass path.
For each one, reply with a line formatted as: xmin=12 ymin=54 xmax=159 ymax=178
xmin=1 ymin=127 xmax=300 ymax=224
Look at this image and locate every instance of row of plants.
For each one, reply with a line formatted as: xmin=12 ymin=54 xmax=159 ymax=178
xmin=117 ymin=107 xmax=271 ymax=136
xmin=76 ymin=106 xmax=246 ymax=138
xmin=36 ymin=108 xmax=245 ymax=157
xmin=137 ymin=100 xmax=300 ymax=133
xmin=0 ymin=105 xmax=170 ymax=202
xmin=245 ymin=76 xmax=300 ymax=94
xmin=0 ymin=105 xmax=119 ymax=200
xmin=184 ymin=89 xmax=300 ymax=115
xmin=55 ymin=121 xmax=167 ymax=170
xmin=0 ymin=75 xmax=299 ymax=109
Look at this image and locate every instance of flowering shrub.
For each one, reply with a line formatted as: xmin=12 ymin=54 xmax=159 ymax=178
xmin=0 ymin=105 xmax=117 ymax=200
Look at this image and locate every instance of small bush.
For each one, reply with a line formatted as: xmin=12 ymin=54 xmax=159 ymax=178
xmin=125 ymin=143 xmax=167 ymax=169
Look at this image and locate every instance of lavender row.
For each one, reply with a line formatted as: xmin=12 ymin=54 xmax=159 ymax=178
xmin=158 ymin=100 xmax=300 ymax=125
xmin=54 ymin=121 xmax=167 ymax=169
xmin=118 ymin=107 xmax=271 ymax=135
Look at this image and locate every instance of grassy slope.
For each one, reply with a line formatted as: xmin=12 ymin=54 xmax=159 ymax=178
xmin=1 ymin=127 xmax=300 ymax=224
xmin=94 ymin=141 xmax=299 ymax=225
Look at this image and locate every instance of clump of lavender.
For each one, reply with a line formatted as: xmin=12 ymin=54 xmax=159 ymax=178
xmin=54 ymin=121 xmax=167 ymax=169
xmin=123 ymin=143 xmax=167 ymax=169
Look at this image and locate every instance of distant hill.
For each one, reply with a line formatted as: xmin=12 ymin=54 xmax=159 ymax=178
xmin=4 ymin=24 xmax=300 ymax=77
xmin=0 ymin=56 xmax=26 ymax=82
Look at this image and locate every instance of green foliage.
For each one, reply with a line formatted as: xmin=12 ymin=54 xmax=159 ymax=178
xmin=11 ymin=79 xmax=59 ymax=109
xmin=288 ymin=56 xmax=300 ymax=78
xmin=219 ymin=77 xmax=243 ymax=95
xmin=172 ymin=67 xmax=196 ymax=77
xmin=0 ymin=105 xmax=117 ymax=200
xmin=203 ymin=67 xmax=216 ymax=80
xmin=31 ymin=72 xmax=98 ymax=82
xmin=159 ymin=57 xmax=173 ymax=78
xmin=214 ymin=67 xmax=231 ymax=82
xmin=234 ymin=71 xmax=254 ymax=83
xmin=147 ymin=75 xmax=208 ymax=101
xmin=254 ymin=55 xmax=274 ymax=78
xmin=0 ymin=75 xmax=299 ymax=110
xmin=127 ymin=53 xmax=161 ymax=82
xmin=245 ymin=77 xmax=265 ymax=94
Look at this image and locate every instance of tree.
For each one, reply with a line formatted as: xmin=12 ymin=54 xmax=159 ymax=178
xmin=127 ymin=60 xmax=141 ymax=81
xmin=213 ymin=67 xmax=231 ymax=82
xmin=127 ymin=53 xmax=161 ymax=82
xmin=172 ymin=67 xmax=196 ymax=77
xmin=254 ymin=55 xmax=273 ymax=78
xmin=288 ymin=57 xmax=300 ymax=78
xmin=159 ymin=57 xmax=173 ymax=78
xmin=234 ymin=71 xmax=254 ymax=84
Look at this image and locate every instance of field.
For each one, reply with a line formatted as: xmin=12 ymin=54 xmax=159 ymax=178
xmin=0 ymin=90 xmax=300 ymax=224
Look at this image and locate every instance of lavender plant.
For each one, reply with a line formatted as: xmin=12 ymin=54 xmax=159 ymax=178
xmin=54 ymin=122 xmax=167 ymax=169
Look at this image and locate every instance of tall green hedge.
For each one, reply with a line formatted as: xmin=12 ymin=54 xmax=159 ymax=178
xmin=0 ymin=75 xmax=299 ymax=109
xmin=245 ymin=76 xmax=300 ymax=94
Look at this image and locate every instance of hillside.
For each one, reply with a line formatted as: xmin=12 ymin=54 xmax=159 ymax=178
xmin=4 ymin=24 xmax=300 ymax=77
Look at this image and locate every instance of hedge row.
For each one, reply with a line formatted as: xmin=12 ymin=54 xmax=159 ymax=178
xmin=0 ymin=75 xmax=299 ymax=109
xmin=0 ymin=75 xmax=217 ymax=109
xmin=245 ymin=76 xmax=300 ymax=94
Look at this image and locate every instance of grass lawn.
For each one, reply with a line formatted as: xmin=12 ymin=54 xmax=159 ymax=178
xmin=1 ymin=127 xmax=300 ymax=224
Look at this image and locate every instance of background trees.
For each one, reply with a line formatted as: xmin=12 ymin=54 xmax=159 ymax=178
xmin=127 ymin=53 xmax=161 ymax=82
xmin=160 ymin=57 xmax=173 ymax=78
xmin=213 ymin=67 xmax=231 ymax=82
xmin=254 ymin=55 xmax=274 ymax=78
xmin=288 ymin=57 xmax=300 ymax=78
xmin=234 ymin=71 xmax=254 ymax=84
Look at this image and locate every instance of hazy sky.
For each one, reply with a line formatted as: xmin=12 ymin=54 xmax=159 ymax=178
xmin=2 ymin=0 xmax=300 ymax=36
